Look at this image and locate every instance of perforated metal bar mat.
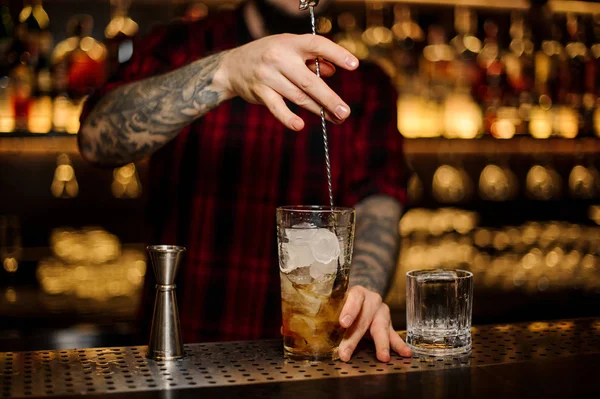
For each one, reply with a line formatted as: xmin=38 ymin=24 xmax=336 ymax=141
xmin=2 ymin=318 xmax=600 ymax=398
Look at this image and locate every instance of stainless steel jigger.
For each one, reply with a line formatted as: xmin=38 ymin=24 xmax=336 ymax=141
xmin=146 ymin=245 xmax=186 ymax=361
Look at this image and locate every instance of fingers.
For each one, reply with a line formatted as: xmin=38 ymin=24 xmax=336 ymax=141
xmin=307 ymin=59 xmax=336 ymax=77
xmin=296 ymin=34 xmax=359 ymax=71
xmin=257 ymin=86 xmax=304 ymax=131
xmin=389 ymin=326 xmax=413 ymax=358
xmin=339 ymin=288 xmax=382 ymax=362
xmin=370 ymin=304 xmax=392 ymax=362
xmin=283 ymin=67 xmax=350 ymax=121
xmin=268 ymin=74 xmax=342 ymax=124
xmin=339 ymin=286 xmax=365 ymax=328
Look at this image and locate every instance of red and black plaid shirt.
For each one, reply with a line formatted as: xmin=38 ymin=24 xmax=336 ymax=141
xmin=83 ymin=7 xmax=408 ymax=343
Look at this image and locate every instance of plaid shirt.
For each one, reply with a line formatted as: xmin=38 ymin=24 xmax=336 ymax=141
xmin=82 ymin=7 xmax=408 ymax=343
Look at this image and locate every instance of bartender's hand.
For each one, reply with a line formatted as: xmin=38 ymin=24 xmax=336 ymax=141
xmin=338 ymin=286 xmax=412 ymax=362
xmin=215 ymin=33 xmax=359 ymax=131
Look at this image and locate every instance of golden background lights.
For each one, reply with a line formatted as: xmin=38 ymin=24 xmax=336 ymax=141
xmin=112 ymin=163 xmax=142 ymax=199
xmin=51 ymin=154 xmax=78 ymax=198
xmin=386 ymin=207 xmax=600 ymax=308
xmin=37 ymin=226 xmax=146 ymax=301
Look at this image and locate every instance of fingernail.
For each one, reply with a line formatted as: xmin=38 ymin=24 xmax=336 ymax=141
xmin=344 ymin=348 xmax=353 ymax=360
xmin=335 ymin=105 xmax=349 ymax=119
xmin=341 ymin=315 xmax=353 ymax=327
xmin=345 ymin=56 xmax=358 ymax=68
xmin=291 ymin=119 xmax=303 ymax=130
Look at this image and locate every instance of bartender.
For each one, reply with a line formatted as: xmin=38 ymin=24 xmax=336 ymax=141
xmin=78 ymin=0 xmax=411 ymax=363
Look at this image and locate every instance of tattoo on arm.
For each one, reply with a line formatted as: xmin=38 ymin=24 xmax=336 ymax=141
xmin=79 ymin=51 xmax=229 ymax=166
xmin=349 ymin=195 xmax=402 ymax=297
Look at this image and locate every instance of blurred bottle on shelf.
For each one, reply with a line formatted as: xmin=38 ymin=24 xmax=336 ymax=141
xmin=362 ymin=1 xmax=392 ymax=49
xmin=530 ymin=12 xmax=562 ymax=139
xmin=52 ymin=14 xmax=107 ymax=133
xmin=5 ymin=0 xmax=52 ymax=132
xmin=390 ymin=4 xmax=424 ymax=88
xmin=585 ymin=14 xmax=600 ymax=138
xmin=183 ymin=1 xmax=209 ymax=23
xmin=564 ymin=13 xmax=587 ymax=103
xmin=53 ymin=14 xmax=107 ymax=100
xmin=590 ymin=14 xmax=600 ymax=97
xmin=442 ymin=90 xmax=482 ymax=139
xmin=334 ymin=12 xmax=368 ymax=60
xmin=362 ymin=1 xmax=395 ymax=78
xmin=478 ymin=19 xmax=506 ymax=136
xmin=395 ymin=9 xmax=438 ymax=139
xmin=397 ymin=93 xmax=441 ymax=138
xmin=18 ymin=0 xmax=50 ymax=68
xmin=105 ymin=0 xmax=139 ymax=78
xmin=29 ymin=22 xmax=53 ymax=133
xmin=595 ymin=14 xmax=600 ymax=138
xmin=450 ymin=6 xmax=481 ymax=90
xmin=421 ymin=25 xmax=455 ymax=102
xmin=545 ymin=16 xmax=567 ymax=106
xmin=560 ymin=13 xmax=587 ymax=138
xmin=0 ymin=0 xmax=14 ymax=132
xmin=0 ymin=0 xmax=13 ymax=66
xmin=8 ymin=24 xmax=34 ymax=131
xmin=501 ymin=12 xmax=535 ymax=137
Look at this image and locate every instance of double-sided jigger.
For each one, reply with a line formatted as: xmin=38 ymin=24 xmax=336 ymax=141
xmin=146 ymin=245 xmax=186 ymax=361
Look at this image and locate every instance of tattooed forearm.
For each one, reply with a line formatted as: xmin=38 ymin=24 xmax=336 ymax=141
xmin=349 ymin=195 xmax=402 ymax=297
xmin=78 ymin=51 xmax=231 ymax=166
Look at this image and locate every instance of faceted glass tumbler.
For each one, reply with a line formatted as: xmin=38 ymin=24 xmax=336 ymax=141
xmin=406 ymin=269 xmax=473 ymax=356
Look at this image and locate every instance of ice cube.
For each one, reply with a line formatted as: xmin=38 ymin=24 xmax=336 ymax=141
xmin=281 ymin=243 xmax=316 ymax=271
xmin=280 ymin=270 xmax=321 ymax=315
xmin=309 ymin=260 xmax=337 ymax=280
xmin=285 ymin=224 xmax=317 ymax=244
xmin=309 ymin=229 xmax=340 ymax=264
xmin=296 ymin=285 xmax=324 ymax=315
xmin=309 ymin=273 xmax=336 ymax=296
xmin=282 ymin=226 xmax=341 ymax=272
xmin=288 ymin=314 xmax=317 ymax=341
xmin=286 ymin=266 xmax=314 ymax=285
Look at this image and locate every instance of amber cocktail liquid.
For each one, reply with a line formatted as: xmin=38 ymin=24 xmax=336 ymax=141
xmin=277 ymin=206 xmax=355 ymax=361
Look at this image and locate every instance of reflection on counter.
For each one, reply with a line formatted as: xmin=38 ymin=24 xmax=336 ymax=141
xmin=387 ymin=207 xmax=600 ymax=306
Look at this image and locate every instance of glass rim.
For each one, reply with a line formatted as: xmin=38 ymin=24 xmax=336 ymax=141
xmin=406 ymin=269 xmax=473 ymax=280
xmin=277 ymin=205 xmax=355 ymax=214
